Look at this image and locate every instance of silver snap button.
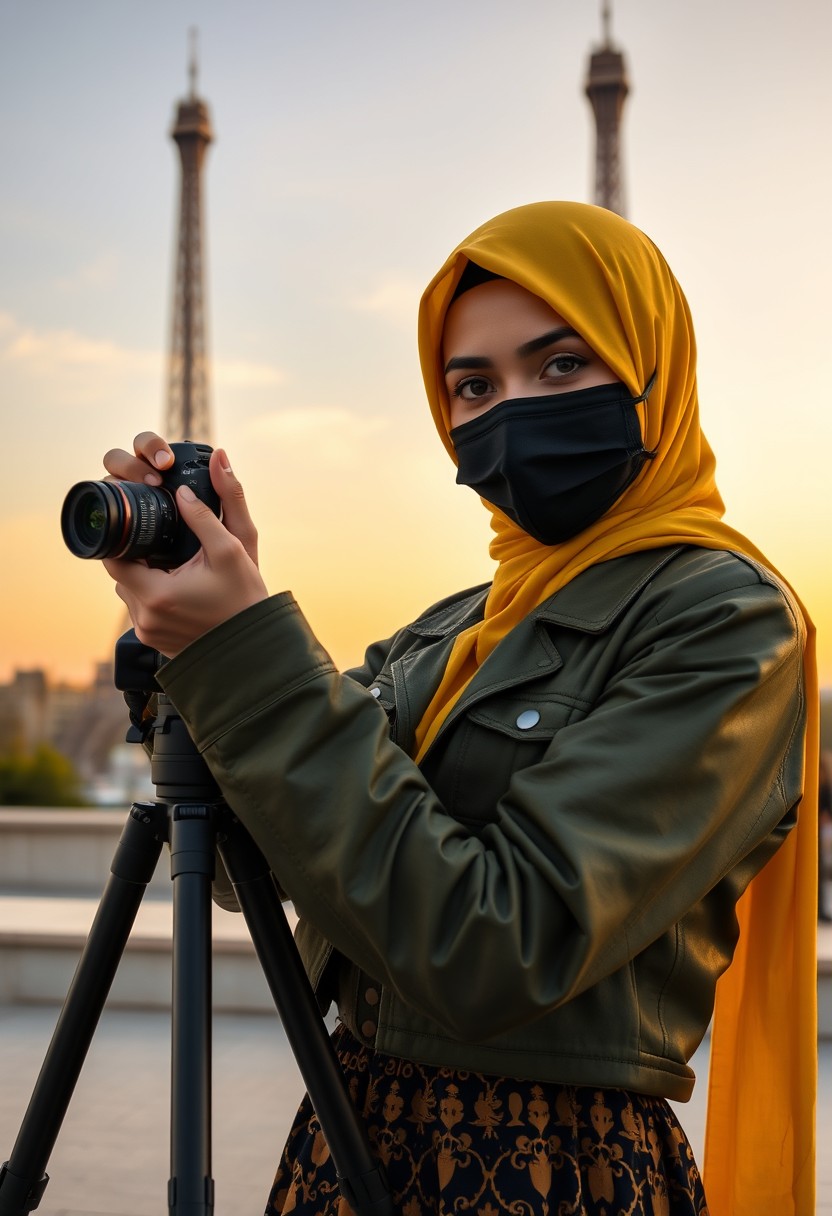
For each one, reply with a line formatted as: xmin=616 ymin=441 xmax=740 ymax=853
xmin=369 ymin=686 xmax=382 ymax=698
xmin=516 ymin=709 xmax=541 ymax=730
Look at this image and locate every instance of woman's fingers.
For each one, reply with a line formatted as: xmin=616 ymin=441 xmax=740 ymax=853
xmin=97 ymin=442 xmax=267 ymax=656
xmin=103 ymin=433 xmax=175 ymax=486
xmin=102 ymin=446 xmax=159 ymax=485
xmin=102 ymin=488 xmax=268 ymax=658
xmin=210 ymin=449 xmax=259 ymax=564
xmin=133 ymin=432 xmax=175 ymax=469
xmin=99 ymin=440 xmax=259 ymax=565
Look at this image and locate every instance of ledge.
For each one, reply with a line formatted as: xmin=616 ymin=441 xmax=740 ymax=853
xmin=0 ymin=893 xmax=296 ymax=952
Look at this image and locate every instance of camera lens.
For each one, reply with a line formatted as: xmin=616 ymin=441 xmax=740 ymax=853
xmin=61 ymin=479 xmax=178 ymax=562
xmin=61 ymin=442 xmax=218 ymax=569
xmin=75 ymin=491 xmax=108 ymax=545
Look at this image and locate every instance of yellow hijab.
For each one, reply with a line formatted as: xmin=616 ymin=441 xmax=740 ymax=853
xmin=415 ymin=201 xmax=817 ymax=1215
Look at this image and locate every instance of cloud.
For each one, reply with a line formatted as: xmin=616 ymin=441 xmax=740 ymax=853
xmin=213 ymin=359 xmax=284 ymax=389
xmin=243 ymin=405 xmax=388 ymax=467
xmin=54 ymin=251 xmax=122 ymax=293
xmin=0 ymin=312 xmax=158 ymax=377
xmin=0 ymin=312 xmax=284 ymax=398
xmin=348 ymin=279 xmax=420 ymax=331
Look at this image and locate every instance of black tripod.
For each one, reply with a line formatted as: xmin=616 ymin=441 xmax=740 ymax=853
xmin=0 ymin=632 xmax=392 ymax=1216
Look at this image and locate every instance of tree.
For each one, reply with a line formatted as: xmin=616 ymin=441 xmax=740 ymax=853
xmin=0 ymin=744 xmax=87 ymax=806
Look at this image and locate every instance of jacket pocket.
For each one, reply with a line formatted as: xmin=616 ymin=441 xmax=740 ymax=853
xmin=440 ymin=693 xmax=581 ymax=828
xmin=466 ymin=692 xmax=578 ymax=741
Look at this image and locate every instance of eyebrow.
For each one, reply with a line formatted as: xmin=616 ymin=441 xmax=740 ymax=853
xmin=444 ymin=326 xmax=581 ymax=375
xmin=516 ymin=326 xmax=580 ymax=358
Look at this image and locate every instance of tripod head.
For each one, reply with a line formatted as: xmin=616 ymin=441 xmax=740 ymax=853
xmin=114 ymin=629 xmax=221 ymax=805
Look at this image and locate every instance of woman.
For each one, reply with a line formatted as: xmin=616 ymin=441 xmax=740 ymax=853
xmin=102 ymin=202 xmax=817 ymax=1216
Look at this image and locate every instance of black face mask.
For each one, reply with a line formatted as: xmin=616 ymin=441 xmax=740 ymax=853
xmin=450 ymin=376 xmax=655 ymax=545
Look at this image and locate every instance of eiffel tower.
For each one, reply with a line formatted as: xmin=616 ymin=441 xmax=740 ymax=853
xmin=165 ymin=31 xmax=214 ymax=441
xmin=105 ymin=35 xmax=216 ymax=687
xmin=584 ymin=0 xmax=630 ymax=217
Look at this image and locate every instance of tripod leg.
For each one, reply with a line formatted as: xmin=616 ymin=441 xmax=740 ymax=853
xmin=167 ymin=804 xmax=216 ymax=1216
xmin=217 ymin=814 xmax=392 ymax=1216
xmin=0 ymin=803 xmax=166 ymax=1216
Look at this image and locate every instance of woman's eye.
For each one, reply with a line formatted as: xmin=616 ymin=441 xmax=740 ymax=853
xmin=542 ymin=354 xmax=587 ymax=378
xmin=456 ymin=376 xmax=493 ymax=401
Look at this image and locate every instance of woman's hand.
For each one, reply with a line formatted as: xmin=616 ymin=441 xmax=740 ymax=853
xmin=103 ymin=430 xmax=179 ymax=488
xmin=101 ymin=433 xmax=267 ymax=658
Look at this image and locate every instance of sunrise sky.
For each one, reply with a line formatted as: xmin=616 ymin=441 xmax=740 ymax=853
xmin=2 ymin=0 xmax=831 ymax=687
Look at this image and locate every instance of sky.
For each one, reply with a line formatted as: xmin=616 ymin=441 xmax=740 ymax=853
xmin=1 ymin=0 xmax=832 ymax=688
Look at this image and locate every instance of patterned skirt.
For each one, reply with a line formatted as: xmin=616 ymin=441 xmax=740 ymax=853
xmin=266 ymin=1026 xmax=708 ymax=1216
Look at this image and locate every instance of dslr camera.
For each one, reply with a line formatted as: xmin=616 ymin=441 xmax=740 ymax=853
xmin=61 ymin=440 xmax=220 ymax=570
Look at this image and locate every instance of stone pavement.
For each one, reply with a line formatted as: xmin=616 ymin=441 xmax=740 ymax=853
xmin=0 ymin=1005 xmax=301 ymax=1215
xmin=0 ymin=1005 xmax=829 ymax=1215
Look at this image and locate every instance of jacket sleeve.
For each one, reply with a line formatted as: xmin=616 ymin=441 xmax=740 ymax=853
xmin=156 ymin=577 xmax=806 ymax=1040
xmin=205 ymin=629 xmax=400 ymax=913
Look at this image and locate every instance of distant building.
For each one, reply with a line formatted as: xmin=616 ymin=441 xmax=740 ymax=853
xmin=0 ymin=664 xmax=129 ymax=789
xmin=584 ymin=0 xmax=630 ymax=217
xmin=0 ymin=43 xmax=218 ymax=805
xmin=0 ymin=671 xmax=49 ymax=755
xmin=166 ymin=31 xmax=215 ymax=443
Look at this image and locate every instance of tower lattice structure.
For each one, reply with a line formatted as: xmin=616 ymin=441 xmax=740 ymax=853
xmin=584 ymin=1 xmax=629 ymax=217
xmin=165 ymin=36 xmax=214 ymax=442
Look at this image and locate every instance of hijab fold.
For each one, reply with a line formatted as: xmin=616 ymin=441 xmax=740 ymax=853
xmin=415 ymin=202 xmax=817 ymax=1216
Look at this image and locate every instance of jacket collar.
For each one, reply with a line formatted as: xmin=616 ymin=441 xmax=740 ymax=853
xmin=409 ymin=546 xmax=684 ymax=641
xmin=398 ymin=547 xmax=685 ymax=757
xmin=408 ymin=584 xmax=490 ymax=638
xmin=534 ymin=545 xmax=684 ymax=632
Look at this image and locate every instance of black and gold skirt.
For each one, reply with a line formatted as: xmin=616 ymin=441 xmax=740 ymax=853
xmin=266 ymin=1026 xmax=708 ymax=1216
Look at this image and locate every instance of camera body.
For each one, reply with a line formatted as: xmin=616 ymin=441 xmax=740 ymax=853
xmin=61 ymin=440 xmax=220 ymax=570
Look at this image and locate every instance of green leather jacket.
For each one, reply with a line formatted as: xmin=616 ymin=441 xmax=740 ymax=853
xmin=157 ymin=544 xmax=806 ymax=1102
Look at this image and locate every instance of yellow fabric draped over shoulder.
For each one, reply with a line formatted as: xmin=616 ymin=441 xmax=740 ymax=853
xmin=414 ymin=201 xmax=817 ymax=1215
